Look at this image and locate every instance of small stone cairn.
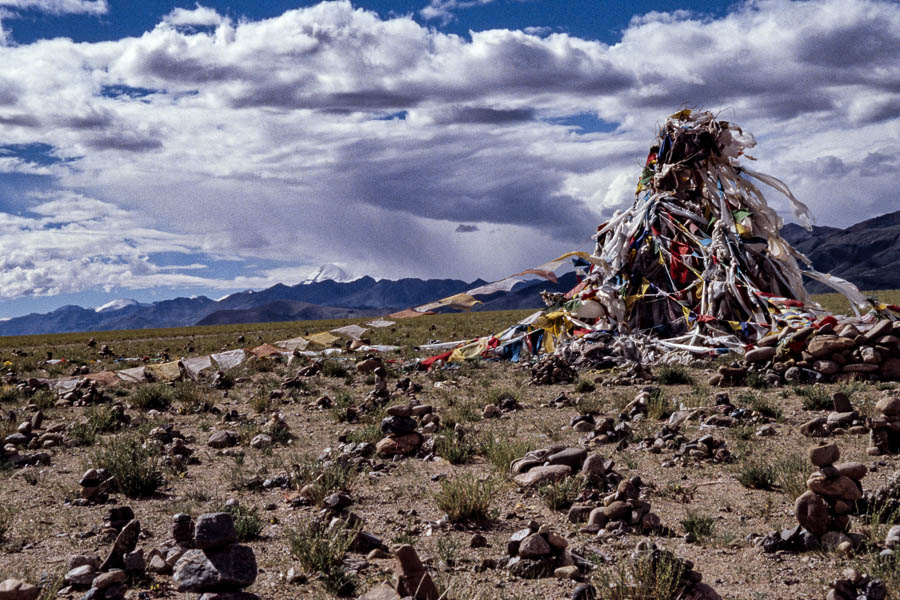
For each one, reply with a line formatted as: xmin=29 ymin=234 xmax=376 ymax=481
xmin=502 ymin=521 xmax=589 ymax=580
xmin=172 ymin=512 xmax=259 ymax=599
xmin=531 ymin=355 xmax=577 ymax=385
xmin=794 ymin=442 xmax=866 ymax=550
xmin=374 ymin=404 xmax=436 ymax=458
xmin=800 ymin=391 xmax=868 ymax=437
xmin=867 ymin=390 xmax=900 ymax=455
xmin=826 ymin=567 xmax=888 ymax=600
xmin=76 ymin=468 xmax=115 ymax=505
xmin=61 ymin=516 xmax=143 ymax=600
xmin=578 ymin=476 xmax=664 ymax=537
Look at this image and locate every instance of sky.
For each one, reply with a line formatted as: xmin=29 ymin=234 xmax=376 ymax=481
xmin=0 ymin=0 xmax=897 ymax=318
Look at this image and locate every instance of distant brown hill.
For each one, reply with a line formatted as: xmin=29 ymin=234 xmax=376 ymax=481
xmin=781 ymin=210 xmax=900 ymax=292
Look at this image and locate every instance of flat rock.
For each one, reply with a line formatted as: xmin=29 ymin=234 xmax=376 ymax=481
xmin=745 ymin=347 xmax=776 ymax=362
xmin=357 ymin=583 xmax=402 ymax=600
xmin=207 ymin=431 xmax=238 ymax=449
xmin=834 ymin=462 xmax=867 ymax=481
xmin=99 ymin=519 xmax=140 ymax=571
xmin=0 ymin=579 xmax=40 ymax=600
xmin=173 ymin=546 xmax=258 ymax=592
xmin=807 ymin=473 xmax=862 ymax=502
xmin=194 ymin=513 xmax=238 ymax=551
xmin=546 ymin=447 xmax=587 ymax=469
xmin=513 ymin=465 xmax=571 ymax=488
xmin=876 ymin=395 xmax=900 ymax=416
xmin=517 ymin=534 xmax=551 ymax=558
xmin=808 ymin=442 xmax=840 ymax=467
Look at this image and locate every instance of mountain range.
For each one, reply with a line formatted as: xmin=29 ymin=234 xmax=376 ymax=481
xmin=781 ymin=209 xmax=899 ymax=293
xmin=0 ymin=210 xmax=894 ymax=336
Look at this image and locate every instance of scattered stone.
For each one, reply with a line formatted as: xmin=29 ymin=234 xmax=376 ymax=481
xmin=392 ymin=544 xmax=439 ymax=600
xmin=208 ymin=430 xmax=239 ymax=449
xmin=0 ymin=579 xmax=39 ymax=600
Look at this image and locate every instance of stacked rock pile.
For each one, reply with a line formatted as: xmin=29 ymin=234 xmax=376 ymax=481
xmin=61 ymin=518 xmax=143 ymax=600
xmin=75 ymin=468 xmax=115 ymax=505
xmin=61 ymin=379 xmax=107 ymax=405
xmin=363 ymin=366 xmax=390 ymax=407
xmin=172 ymin=512 xmax=259 ymax=599
xmin=375 ymin=404 xmax=436 ymax=458
xmin=147 ymin=423 xmax=195 ymax=469
xmin=578 ymin=476 xmax=665 ymax=536
xmin=722 ymin=318 xmax=900 ymax=387
xmin=502 ymin=521 xmax=589 ymax=580
xmin=641 ymin=428 xmax=730 ymax=464
xmin=2 ymin=411 xmax=52 ymax=468
xmin=800 ymin=392 xmax=868 ymax=437
xmin=826 ymin=568 xmax=888 ymax=600
xmin=147 ymin=513 xmax=196 ymax=575
xmin=859 ymin=471 xmax=900 ymax=520
xmin=867 ymin=390 xmax=900 ymax=455
xmin=531 ymin=355 xmax=577 ymax=385
xmin=700 ymin=392 xmax=766 ymax=427
xmin=481 ymin=392 xmax=522 ymax=418
xmin=794 ymin=443 xmax=866 ymax=550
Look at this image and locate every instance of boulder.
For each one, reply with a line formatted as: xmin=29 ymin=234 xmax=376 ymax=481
xmin=808 ymin=443 xmax=840 ymax=467
xmin=194 ymin=513 xmax=238 ymax=551
xmin=795 ymin=491 xmax=830 ymax=537
xmin=173 ymin=546 xmax=258 ymax=592
xmin=0 ymin=579 xmax=40 ymax=600
xmin=513 ymin=465 xmax=571 ymax=488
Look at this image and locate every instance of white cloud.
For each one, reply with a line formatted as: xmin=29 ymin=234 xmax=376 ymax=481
xmin=420 ymin=0 xmax=494 ymax=25
xmin=163 ymin=4 xmax=229 ymax=28
xmin=0 ymin=0 xmax=897 ymax=302
xmin=0 ymin=0 xmax=107 ymax=15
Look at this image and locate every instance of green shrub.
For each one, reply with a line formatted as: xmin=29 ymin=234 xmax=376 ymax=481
xmin=539 ymin=475 xmax=584 ymax=511
xmin=773 ymin=454 xmax=809 ymax=499
xmin=680 ymin=510 xmax=715 ymax=542
xmin=647 ymin=390 xmax=674 ymax=420
xmin=735 ymin=456 xmax=776 ymax=490
xmin=129 ymin=383 xmax=174 ymax=411
xmin=656 ymin=365 xmax=693 ymax=385
xmin=795 ymin=386 xmax=831 ymax=411
xmin=478 ymin=432 xmax=534 ymax=474
xmin=435 ymin=433 xmax=477 ymax=465
xmin=290 ymin=457 xmax=357 ymax=505
xmin=575 ymin=378 xmax=596 ymax=393
xmin=216 ymin=502 xmax=263 ymax=541
xmin=434 ymin=474 xmax=496 ymax=523
xmin=89 ymin=434 xmax=164 ymax=498
xmin=321 ymin=360 xmax=348 ymax=378
xmin=287 ymin=520 xmax=358 ymax=596
xmin=592 ymin=550 xmax=687 ymax=600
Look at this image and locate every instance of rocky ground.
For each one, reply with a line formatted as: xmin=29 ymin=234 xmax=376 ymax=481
xmin=1 ymin=337 xmax=899 ymax=600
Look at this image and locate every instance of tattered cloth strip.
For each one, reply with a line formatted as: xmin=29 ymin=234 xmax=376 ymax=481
xmin=355 ymin=344 xmax=401 ymax=352
xmin=465 ymin=277 xmax=524 ymax=296
xmin=414 ymin=293 xmax=481 ymax=313
xmin=211 ymin=349 xmax=247 ymax=370
xmin=85 ymin=371 xmax=122 ymax=387
xmin=306 ymin=331 xmax=340 ymax=346
xmin=275 ymin=337 xmax=309 ymax=351
xmin=50 ymin=377 xmax=79 ymax=392
xmin=117 ymin=366 xmax=147 ymax=383
xmin=249 ymin=343 xmax=289 ymax=359
xmin=181 ymin=355 xmax=212 ymax=380
xmin=146 ymin=361 xmax=182 ymax=382
xmin=366 ymin=319 xmax=395 ymax=328
xmin=330 ymin=324 xmax=369 ymax=341
xmin=389 ymin=308 xmax=434 ymax=318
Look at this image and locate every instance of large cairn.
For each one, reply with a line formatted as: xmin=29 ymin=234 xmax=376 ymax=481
xmin=867 ymin=390 xmax=900 ymax=455
xmin=794 ymin=443 xmax=865 ymax=550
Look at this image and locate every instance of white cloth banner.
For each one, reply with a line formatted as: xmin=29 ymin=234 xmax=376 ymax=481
xmin=181 ymin=355 xmax=212 ymax=380
xmin=211 ymin=349 xmax=247 ymax=370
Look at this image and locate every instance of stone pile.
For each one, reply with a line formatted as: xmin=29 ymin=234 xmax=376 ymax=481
xmin=502 ymin=521 xmax=589 ymax=580
xmin=61 ymin=379 xmax=107 ymax=405
xmin=374 ymin=404 xmax=437 ymax=458
xmin=867 ymin=390 xmax=900 ymax=455
xmin=826 ymin=568 xmax=888 ymax=600
xmin=392 ymin=544 xmax=439 ymax=600
xmin=147 ymin=423 xmax=195 ymax=469
xmin=61 ymin=518 xmax=143 ymax=600
xmin=734 ymin=318 xmax=900 ymax=386
xmin=578 ymin=476 xmax=664 ymax=537
xmin=800 ymin=391 xmax=868 ymax=437
xmin=75 ymin=468 xmax=115 ymax=505
xmin=364 ymin=366 xmax=390 ymax=406
xmin=2 ymin=412 xmax=51 ymax=468
xmin=531 ymin=355 xmax=577 ymax=385
xmin=700 ymin=392 xmax=767 ymax=427
xmin=511 ymin=446 xmax=589 ymax=488
xmin=860 ymin=471 xmax=900 ymax=519
xmin=793 ymin=443 xmax=866 ymax=550
xmin=172 ymin=512 xmax=259 ymax=599
xmin=147 ymin=513 xmax=196 ymax=575
xmin=641 ymin=427 xmax=730 ymax=464
xmin=481 ymin=392 xmax=522 ymax=418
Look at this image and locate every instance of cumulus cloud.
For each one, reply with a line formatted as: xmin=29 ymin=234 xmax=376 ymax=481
xmin=0 ymin=0 xmax=897 ymax=302
xmin=163 ymin=4 xmax=229 ymax=28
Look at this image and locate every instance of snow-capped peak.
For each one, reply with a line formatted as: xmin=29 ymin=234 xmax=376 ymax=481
xmin=94 ymin=298 xmax=139 ymax=313
xmin=302 ymin=264 xmax=356 ymax=284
